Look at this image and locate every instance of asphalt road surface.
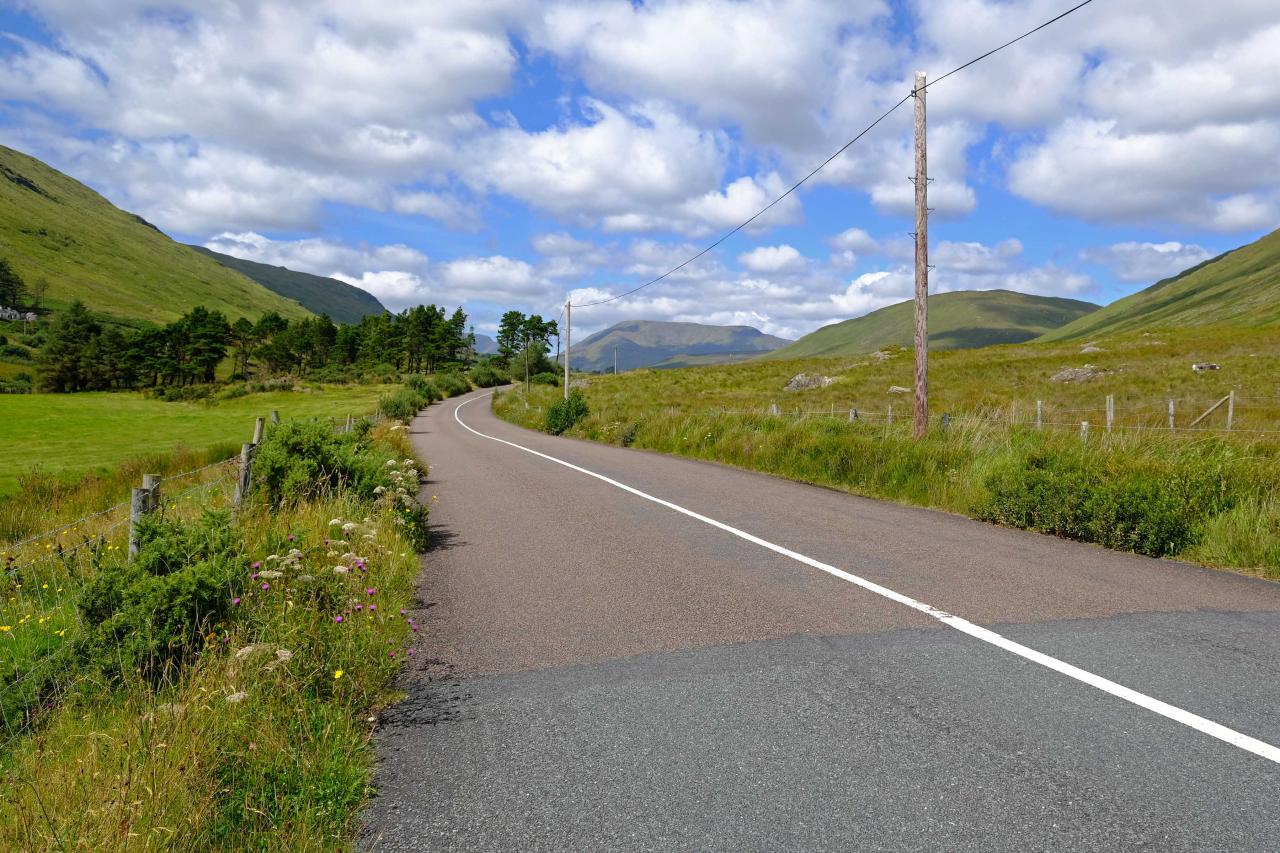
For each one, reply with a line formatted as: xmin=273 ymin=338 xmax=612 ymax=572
xmin=362 ymin=388 xmax=1280 ymax=852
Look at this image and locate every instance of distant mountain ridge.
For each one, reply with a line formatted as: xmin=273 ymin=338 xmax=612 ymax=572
xmin=764 ymin=290 xmax=1099 ymax=360
xmin=568 ymin=320 xmax=790 ymax=372
xmin=1037 ymin=227 xmax=1280 ymax=341
xmin=0 ymin=144 xmax=311 ymax=323
xmin=191 ymin=246 xmax=385 ymax=325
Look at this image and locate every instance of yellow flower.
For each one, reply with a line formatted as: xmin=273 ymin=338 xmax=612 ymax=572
xmin=56 ymin=629 xmax=66 ymax=637
xmin=333 ymin=669 xmax=344 ymax=680
xmin=41 ymin=583 xmax=48 ymax=589
xmin=0 ymin=626 xmax=10 ymax=632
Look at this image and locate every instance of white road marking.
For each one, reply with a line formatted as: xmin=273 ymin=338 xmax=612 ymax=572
xmin=452 ymin=394 xmax=1280 ymax=765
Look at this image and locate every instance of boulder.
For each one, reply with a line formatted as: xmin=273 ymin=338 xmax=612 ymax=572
xmin=1050 ymin=364 xmax=1104 ymax=383
xmin=784 ymin=373 xmax=834 ymax=392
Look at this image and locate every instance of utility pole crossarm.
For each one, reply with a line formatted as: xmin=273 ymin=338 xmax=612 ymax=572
xmin=912 ymin=70 xmax=929 ymax=440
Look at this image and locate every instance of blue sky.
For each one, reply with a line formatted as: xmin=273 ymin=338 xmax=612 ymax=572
xmin=1 ymin=1 xmax=1277 ymax=338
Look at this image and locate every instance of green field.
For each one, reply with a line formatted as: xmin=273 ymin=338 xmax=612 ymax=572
xmin=0 ymin=386 xmax=391 ymax=497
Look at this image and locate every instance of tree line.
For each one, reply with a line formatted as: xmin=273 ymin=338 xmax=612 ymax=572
xmin=38 ymin=301 xmax=477 ymax=393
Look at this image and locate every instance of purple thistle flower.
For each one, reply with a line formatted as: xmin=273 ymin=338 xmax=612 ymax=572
xmin=366 ymin=588 xmax=375 ymax=596
xmin=407 ymin=648 xmax=415 ymax=657
xmin=369 ymin=604 xmax=377 ymax=611
xmin=287 ymin=534 xmax=295 ymax=542
xmin=388 ymin=650 xmax=395 ymax=658
xmin=251 ymin=561 xmax=261 ymax=569
xmin=231 ymin=597 xmax=241 ymax=606
xmin=399 ymin=609 xmax=406 ymax=616
xmin=261 ymin=582 xmax=269 ymax=591
xmin=334 ymin=615 xmax=344 ymax=624
xmin=251 ymin=572 xmax=259 ymax=580
xmin=411 ymin=624 xmax=418 ymax=633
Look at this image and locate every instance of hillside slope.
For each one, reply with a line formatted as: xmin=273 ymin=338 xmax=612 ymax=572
xmin=764 ymin=290 xmax=1098 ymax=360
xmin=1038 ymin=228 xmax=1280 ymax=341
xmin=191 ymin=246 xmax=385 ymax=324
xmin=568 ymin=320 xmax=790 ymax=372
xmin=0 ymin=145 xmax=311 ymax=323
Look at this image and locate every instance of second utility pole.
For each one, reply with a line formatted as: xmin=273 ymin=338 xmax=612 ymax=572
xmin=912 ymin=70 xmax=929 ymax=440
xmin=564 ymin=300 xmax=571 ymax=399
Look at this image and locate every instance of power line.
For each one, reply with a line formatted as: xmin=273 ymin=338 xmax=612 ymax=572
xmin=568 ymin=0 xmax=1097 ymax=310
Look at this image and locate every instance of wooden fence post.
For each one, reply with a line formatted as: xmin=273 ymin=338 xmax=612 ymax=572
xmin=1227 ymin=390 xmax=1235 ymax=431
xmin=1168 ymin=399 xmax=1175 ymax=431
xmin=270 ymin=410 xmax=280 ymax=425
xmin=233 ymin=443 xmax=253 ymax=507
xmin=1036 ymin=400 xmax=1043 ymax=430
xmin=253 ymin=417 xmax=265 ymax=445
xmin=887 ymin=404 xmax=893 ymax=426
xmin=1080 ymin=421 xmax=1089 ymax=440
xmin=129 ymin=486 xmax=148 ymax=558
xmin=1106 ymin=394 xmax=1114 ymax=433
xmin=142 ymin=473 xmax=161 ymax=513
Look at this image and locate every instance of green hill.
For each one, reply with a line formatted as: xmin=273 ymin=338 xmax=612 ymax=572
xmin=1038 ymin=228 xmax=1280 ymax=342
xmin=568 ymin=320 xmax=790 ymax=372
xmin=191 ymin=246 xmax=386 ymax=324
xmin=0 ymin=145 xmax=311 ymax=323
xmin=764 ymin=290 xmax=1099 ymax=360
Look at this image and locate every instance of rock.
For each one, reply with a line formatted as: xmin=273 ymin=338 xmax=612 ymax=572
xmin=1191 ymin=362 xmax=1220 ymax=372
xmin=887 ymin=385 xmax=910 ymax=394
xmin=784 ymin=373 xmax=834 ymax=392
xmin=870 ymin=350 xmax=892 ymax=362
xmin=1080 ymin=345 xmax=1104 ymax=353
xmin=1050 ymin=364 xmax=1105 ymax=383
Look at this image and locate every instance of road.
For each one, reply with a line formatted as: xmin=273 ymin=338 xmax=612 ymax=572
xmin=362 ymin=388 xmax=1280 ymax=852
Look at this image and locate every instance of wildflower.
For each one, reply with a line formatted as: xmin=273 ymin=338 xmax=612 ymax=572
xmin=368 ymin=604 xmax=377 ymax=612
xmin=231 ymin=597 xmax=241 ymax=606
xmin=251 ymin=561 xmax=261 ymax=569
xmin=41 ymin=583 xmax=47 ymax=589
xmin=261 ymin=582 xmax=270 ymax=591
xmin=333 ymin=566 xmax=349 ymax=574
xmin=328 ymin=518 xmax=342 ymax=527
xmin=399 ymin=609 xmax=406 ymax=616
xmin=388 ymin=650 xmax=395 ymax=658
xmin=251 ymin=572 xmax=259 ymax=580
xmin=355 ymin=603 xmax=363 ymax=611
xmin=366 ymin=588 xmax=376 ymax=596
xmin=226 ymin=692 xmax=247 ymax=704
xmin=287 ymin=534 xmax=296 ymax=542
xmin=258 ymin=570 xmax=282 ymax=580
xmin=55 ymin=628 xmax=67 ymax=637
xmin=333 ymin=669 xmax=344 ymax=680
xmin=407 ymin=648 xmax=415 ymax=657
xmin=334 ymin=615 xmax=344 ymax=624
xmin=0 ymin=626 xmax=9 ymax=632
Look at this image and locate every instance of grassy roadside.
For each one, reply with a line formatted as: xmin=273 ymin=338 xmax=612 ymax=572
xmin=1 ymin=417 xmax=428 ymax=850
xmin=494 ymin=372 xmax=1280 ymax=580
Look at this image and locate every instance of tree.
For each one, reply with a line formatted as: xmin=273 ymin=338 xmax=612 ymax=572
xmin=38 ymin=301 xmax=101 ymax=392
xmin=29 ymin=277 xmax=49 ymax=311
xmin=229 ymin=317 xmax=257 ymax=378
xmin=0 ymin=258 xmax=26 ymax=307
xmin=495 ymin=310 xmax=525 ymax=368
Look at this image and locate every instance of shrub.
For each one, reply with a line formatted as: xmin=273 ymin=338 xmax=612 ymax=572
xmin=0 ymin=343 xmax=32 ymax=361
xmin=531 ymin=371 xmax=561 ymax=387
xmin=546 ymin=390 xmax=589 ymax=435
xmin=435 ymin=370 xmax=471 ymax=397
xmin=77 ymin=510 xmax=243 ymax=685
xmin=250 ymin=420 xmax=387 ymax=507
xmin=380 ymin=387 xmax=432 ymax=421
xmin=468 ymin=363 xmax=506 ymax=388
xmin=402 ymin=375 xmax=442 ymax=402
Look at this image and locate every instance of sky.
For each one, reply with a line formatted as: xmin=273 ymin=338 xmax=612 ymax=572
xmin=0 ymin=0 xmax=1277 ymax=340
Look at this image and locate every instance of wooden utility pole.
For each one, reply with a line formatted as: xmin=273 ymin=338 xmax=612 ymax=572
xmin=614 ymin=345 xmax=618 ymax=375
xmin=564 ymin=301 xmax=571 ymax=399
xmin=912 ymin=71 xmax=929 ymax=439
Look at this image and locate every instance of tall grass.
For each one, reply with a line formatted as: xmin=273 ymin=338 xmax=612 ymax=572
xmin=0 ymin=422 xmax=426 ymax=849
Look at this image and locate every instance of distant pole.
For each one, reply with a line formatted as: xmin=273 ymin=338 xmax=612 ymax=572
xmin=1036 ymin=400 xmax=1043 ymax=430
xmin=1227 ymin=390 xmax=1235 ymax=431
xmin=563 ymin=301 xmax=571 ymax=399
xmin=1081 ymin=421 xmax=1089 ymax=440
xmin=912 ymin=70 xmax=929 ymax=439
xmin=1168 ymin=398 xmax=1175 ymax=430
xmin=1106 ymin=394 xmax=1114 ymax=433
xmin=614 ymin=345 xmax=617 ymax=375
xmin=524 ymin=339 xmax=530 ymax=393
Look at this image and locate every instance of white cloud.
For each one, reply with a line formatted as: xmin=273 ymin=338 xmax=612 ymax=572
xmin=1080 ymin=241 xmax=1213 ymax=283
xmin=738 ymin=244 xmax=804 ymax=274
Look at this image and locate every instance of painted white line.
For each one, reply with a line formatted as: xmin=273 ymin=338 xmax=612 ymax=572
xmin=453 ymin=393 xmax=1280 ymax=765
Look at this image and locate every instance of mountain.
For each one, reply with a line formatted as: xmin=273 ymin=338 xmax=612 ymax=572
xmin=567 ymin=320 xmax=790 ymax=372
xmin=1037 ymin=228 xmax=1280 ymax=341
xmin=763 ymin=290 xmax=1099 ymax=360
xmin=473 ymin=333 xmax=498 ymax=355
xmin=0 ymin=145 xmax=310 ymax=323
xmin=191 ymin=246 xmax=385 ymax=324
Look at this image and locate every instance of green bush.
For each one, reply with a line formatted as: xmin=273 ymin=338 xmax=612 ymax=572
xmin=531 ymin=371 xmax=561 ymax=387
xmin=468 ymin=363 xmax=506 ymax=388
xmin=250 ymin=419 xmax=387 ymax=507
xmin=977 ymin=452 xmax=1235 ymax=557
xmin=380 ymin=387 xmax=431 ymax=421
xmin=435 ymin=371 xmax=471 ymax=397
xmin=546 ymin=390 xmax=590 ymax=435
xmin=402 ymin=375 xmax=442 ymax=402
xmin=77 ymin=510 xmax=243 ymax=685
